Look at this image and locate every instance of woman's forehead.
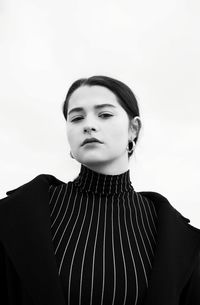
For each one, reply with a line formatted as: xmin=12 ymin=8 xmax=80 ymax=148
xmin=68 ymin=85 xmax=120 ymax=109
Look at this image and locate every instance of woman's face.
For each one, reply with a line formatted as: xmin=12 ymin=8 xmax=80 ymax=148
xmin=66 ymin=85 xmax=134 ymax=169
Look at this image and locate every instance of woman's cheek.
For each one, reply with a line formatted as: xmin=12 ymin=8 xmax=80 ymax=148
xmin=67 ymin=125 xmax=76 ymax=139
xmin=111 ymin=123 xmax=126 ymax=139
xmin=66 ymin=130 xmax=74 ymax=146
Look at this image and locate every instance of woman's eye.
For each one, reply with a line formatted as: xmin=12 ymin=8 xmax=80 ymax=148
xmin=71 ymin=113 xmax=113 ymax=122
xmin=99 ymin=113 xmax=113 ymax=118
xmin=71 ymin=117 xmax=83 ymax=122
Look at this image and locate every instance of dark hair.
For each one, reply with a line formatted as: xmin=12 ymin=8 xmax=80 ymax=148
xmin=62 ymin=75 xmax=141 ymax=158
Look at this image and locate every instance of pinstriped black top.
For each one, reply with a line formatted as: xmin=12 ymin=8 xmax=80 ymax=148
xmin=48 ymin=164 xmax=158 ymax=305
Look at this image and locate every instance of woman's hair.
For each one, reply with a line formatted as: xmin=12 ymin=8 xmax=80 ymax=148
xmin=62 ymin=75 xmax=141 ymax=158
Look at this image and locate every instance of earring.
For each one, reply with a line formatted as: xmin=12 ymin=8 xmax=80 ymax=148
xmin=126 ymin=139 xmax=136 ymax=154
xmin=70 ymin=151 xmax=74 ymax=159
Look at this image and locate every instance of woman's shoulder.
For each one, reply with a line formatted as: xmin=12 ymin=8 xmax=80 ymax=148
xmin=0 ymin=174 xmax=44 ymax=199
xmin=0 ymin=173 xmax=65 ymax=204
xmin=137 ymin=190 xmax=170 ymax=203
xmin=137 ymin=190 xmax=200 ymax=235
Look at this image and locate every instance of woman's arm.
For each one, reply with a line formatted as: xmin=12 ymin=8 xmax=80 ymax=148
xmin=0 ymin=241 xmax=9 ymax=304
xmin=180 ymin=251 xmax=200 ymax=304
xmin=0 ymin=241 xmax=34 ymax=305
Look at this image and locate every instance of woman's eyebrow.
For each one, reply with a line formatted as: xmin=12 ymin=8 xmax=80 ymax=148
xmin=68 ymin=103 xmax=116 ymax=116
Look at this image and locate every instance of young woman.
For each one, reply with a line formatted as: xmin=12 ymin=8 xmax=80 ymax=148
xmin=0 ymin=76 xmax=200 ymax=305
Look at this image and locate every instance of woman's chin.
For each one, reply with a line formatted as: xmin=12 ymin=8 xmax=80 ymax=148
xmin=79 ymin=153 xmax=108 ymax=165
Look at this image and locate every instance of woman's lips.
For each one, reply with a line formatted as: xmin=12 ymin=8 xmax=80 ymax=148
xmin=83 ymin=141 xmax=101 ymax=146
xmin=81 ymin=138 xmax=103 ymax=146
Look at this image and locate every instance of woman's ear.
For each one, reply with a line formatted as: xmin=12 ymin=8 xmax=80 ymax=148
xmin=129 ymin=116 xmax=142 ymax=140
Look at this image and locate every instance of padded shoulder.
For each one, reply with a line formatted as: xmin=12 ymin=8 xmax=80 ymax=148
xmin=138 ymin=190 xmax=191 ymax=224
xmin=5 ymin=174 xmax=46 ymax=196
xmin=138 ymin=190 xmax=170 ymax=203
xmin=5 ymin=173 xmax=64 ymax=196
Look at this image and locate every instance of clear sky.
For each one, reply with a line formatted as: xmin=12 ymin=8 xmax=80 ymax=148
xmin=0 ymin=0 xmax=200 ymax=227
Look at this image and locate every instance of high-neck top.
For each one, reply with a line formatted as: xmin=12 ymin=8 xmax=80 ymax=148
xmin=73 ymin=164 xmax=133 ymax=195
xmin=48 ymin=165 xmax=158 ymax=305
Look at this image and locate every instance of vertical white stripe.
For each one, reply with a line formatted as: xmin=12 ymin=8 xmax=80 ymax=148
xmin=49 ymin=185 xmax=57 ymax=206
xmin=78 ymin=167 xmax=85 ymax=187
xmin=127 ymin=192 xmax=149 ymax=287
xmin=144 ymin=197 xmax=157 ymax=234
xmin=95 ymin=174 xmax=100 ymax=193
xmin=79 ymin=193 xmax=95 ymax=304
xmin=102 ymin=175 xmax=106 ymax=194
xmin=149 ymin=198 xmax=158 ymax=220
xmin=83 ymin=170 xmax=89 ymax=190
xmin=49 ymin=185 xmax=53 ymax=192
xmin=88 ymin=171 xmax=94 ymax=192
xmin=111 ymin=196 xmax=116 ymax=305
xmin=115 ymin=176 xmax=119 ymax=193
xmin=109 ymin=176 xmax=113 ymax=194
xmin=125 ymin=174 xmax=127 ymax=191
xmin=68 ymin=195 xmax=89 ymax=305
xmin=90 ymin=195 xmax=102 ymax=305
xmin=150 ymin=201 xmax=158 ymax=218
xmin=100 ymin=197 xmax=107 ymax=305
xmin=51 ymin=184 xmax=69 ymax=228
xmin=52 ymin=184 xmax=74 ymax=240
xmin=56 ymin=191 xmax=82 ymax=260
xmin=136 ymin=194 xmax=154 ymax=256
xmin=122 ymin=193 xmax=138 ymax=304
xmin=120 ymin=175 xmax=123 ymax=193
xmin=50 ymin=186 xmax=62 ymax=217
xmin=133 ymin=192 xmax=152 ymax=269
xmin=117 ymin=195 xmax=127 ymax=305
xmin=139 ymin=196 xmax=156 ymax=244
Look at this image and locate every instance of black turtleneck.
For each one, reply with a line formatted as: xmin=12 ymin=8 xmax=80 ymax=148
xmin=49 ymin=164 xmax=158 ymax=305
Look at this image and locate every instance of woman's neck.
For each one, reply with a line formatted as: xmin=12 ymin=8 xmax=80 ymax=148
xmin=82 ymin=158 xmax=130 ymax=176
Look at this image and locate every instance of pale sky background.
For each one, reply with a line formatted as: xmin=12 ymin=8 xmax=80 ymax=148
xmin=0 ymin=0 xmax=200 ymax=227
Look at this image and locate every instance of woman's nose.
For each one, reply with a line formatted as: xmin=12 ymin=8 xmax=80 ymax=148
xmin=83 ymin=115 xmax=99 ymax=134
xmin=83 ymin=126 xmax=96 ymax=134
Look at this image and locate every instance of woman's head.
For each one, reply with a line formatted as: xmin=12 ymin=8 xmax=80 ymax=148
xmin=62 ymin=76 xmax=141 ymax=173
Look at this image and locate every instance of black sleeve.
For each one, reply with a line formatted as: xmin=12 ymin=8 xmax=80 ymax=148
xmin=0 ymin=241 xmax=9 ymax=304
xmin=179 ymin=251 xmax=200 ymax=304
xmin=0 ymin=241 xmax=34 ymax=305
